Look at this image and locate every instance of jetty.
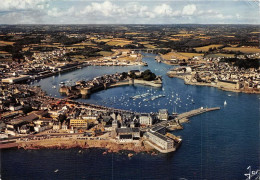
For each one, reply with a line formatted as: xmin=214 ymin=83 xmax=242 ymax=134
xmin=144 ymin=107 xmax=220 ymax=153
xmin=175 ymin=107 xmax=220 ymax=121
xmin=153 ymin=107 xmax=220 ymax=128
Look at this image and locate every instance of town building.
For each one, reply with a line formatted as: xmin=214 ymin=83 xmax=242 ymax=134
xmin=158 ymin=109 xmax=169 ymax=121
xmin=70 ymin=119 xmax=89 ymax=128
xmin=145 ymin=130 xmax=175 ymax=151
xmin=116 ymin=127 xmax=140 ymax=142
xmin=139 ymin=114 xmax=153 ymax=126
xmin=53 ymin=122 xmax=60 ymax=130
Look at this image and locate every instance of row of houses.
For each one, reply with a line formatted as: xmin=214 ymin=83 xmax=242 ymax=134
xmin=168 ymin=61 xmax=260 ymax=91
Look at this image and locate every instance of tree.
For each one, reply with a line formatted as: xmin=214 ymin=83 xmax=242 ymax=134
xmin=58 ymin=114 xmax=67 ymax=123
xmin=141 ymin=69 xmax=156 ymax=81
xmin=121 ymin=72 xmax=128 ymax=79
xmin=129 ymin=71 xmax=137 ymax=79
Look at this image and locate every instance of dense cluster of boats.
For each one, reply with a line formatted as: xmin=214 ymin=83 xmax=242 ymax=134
xmin=95 ymin=88 xmax=198 ymax=113
xmin=144 ymin=94 xmax=166 ymax=101
xmin=131 ymin=92 xmax=166 ymax=102
xmin=131 ymin=92 xmax=150 ymax=100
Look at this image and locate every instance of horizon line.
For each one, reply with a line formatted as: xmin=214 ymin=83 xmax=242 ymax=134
xmin=0 ymin=23 xmax=259 ymax=26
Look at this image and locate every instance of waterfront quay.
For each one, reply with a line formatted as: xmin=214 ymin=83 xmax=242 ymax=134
xmin=1 ymin=62 xmax=87 ymax=84
xmin=152 ymin=107 xmax=220 ymax=131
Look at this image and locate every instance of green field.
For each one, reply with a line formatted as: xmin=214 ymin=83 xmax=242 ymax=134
xmin=179 ymin=52 xmax=204 ymax=58
xmin=0 ymin=41 xmax=15 ymax=46
xmin=98 ymin=51 xmax=113 ymax=56
xmin=223 ymin=47 xmax=260 ymax=54
xmin=106 ymin=40 xmax=132 ymax=47
xmin=195 ymin=44 xmax=223 ymax=52
xmin=206 ymin=54 xmax=235 ymax=58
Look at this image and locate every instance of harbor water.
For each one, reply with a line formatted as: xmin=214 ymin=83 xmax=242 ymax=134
xmin=1 ymin=53 xmax=259 ymax=179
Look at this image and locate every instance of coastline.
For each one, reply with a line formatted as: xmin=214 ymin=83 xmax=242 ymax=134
xmin=60 ymin=73 xmax=163 ymax=98
xmin=110 ymin=79 xmax=162 ymax=88
xmin=16 ymin=138 xmax=154 ymax=153
xmin=169 ymin=74 xmax=260 ymax=94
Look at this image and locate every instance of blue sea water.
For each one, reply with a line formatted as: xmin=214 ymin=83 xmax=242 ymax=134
xmin=1 ymin=53 xmax=259 ymax=179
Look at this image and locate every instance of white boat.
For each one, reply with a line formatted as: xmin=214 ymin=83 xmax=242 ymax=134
xmin=54 ymin=169 xmax=59 ymax=173
xmin=224 ymin=100 xmax=227 ymax=105
xmin=59 ymin=82 xmax=65 ymax=86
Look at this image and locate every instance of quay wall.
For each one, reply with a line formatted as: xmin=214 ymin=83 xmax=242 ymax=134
xmin=144 ymin=140 xmax=176 ymax=153
xmin=133 ymin=79 xmax=162 ymax=88
xmin=36 ymin=64 xmax=84 ymax=80
xmin=108 ymin=80 xmax=130 ymax=88
xmin=168 ymin=73 xmax=260 ymax=94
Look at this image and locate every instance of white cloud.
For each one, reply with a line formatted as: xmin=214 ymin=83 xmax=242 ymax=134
xmin=154 ymin=4 xmax=173 ymax=16
xmin=0 ymin=1 xmax=257 ymax=24
xmin=79 ymin=1 xmax=124 ymax=17
xmin=47 ymin=8 xmax=63 ymax=17
xmin=0 ymin=0 xmax=50 ymax=11
xmin=182 ymin=4 xmax=197 ymax=16
xmin=0 ymin=11 xmax=44 ymax=24
xmin=236 ymin=13 xmax=240 ymax=19
xmin=78 ymin=1 xmax=161 ymax=20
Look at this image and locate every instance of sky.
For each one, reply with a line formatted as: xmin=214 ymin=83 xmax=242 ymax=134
xmin=0 ymin=0 xmax=259 ymax=24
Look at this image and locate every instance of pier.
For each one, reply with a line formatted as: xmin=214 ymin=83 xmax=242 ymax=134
xmin=144 ymin=107 xmax=220 ymax=153
xmin=174 ymin=107 xmax=221 ymax=122
xmin=153 ymin=107 xmax=220 ymax=128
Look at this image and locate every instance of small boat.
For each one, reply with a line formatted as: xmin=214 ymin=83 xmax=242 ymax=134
xmin=224 ymin=100 xmax=227 ymax=105
xmin=59 ymin=82 xmax=65 ymax=86
xmin=128 ymin=153 xmax=134 ymax=157
xmin=54 ymin=169 xmax=59 ymax=173
xmin=151 ymin=152 xmax=158 ymax=156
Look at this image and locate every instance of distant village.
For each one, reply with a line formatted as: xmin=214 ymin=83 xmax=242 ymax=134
xmin=0 ymin=48 xmax=146 ymax=85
